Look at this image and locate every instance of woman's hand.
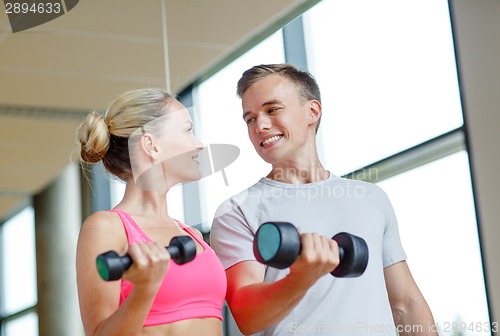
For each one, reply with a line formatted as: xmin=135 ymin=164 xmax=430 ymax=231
xmin=123 ymin=242 xmax=171 ymax=289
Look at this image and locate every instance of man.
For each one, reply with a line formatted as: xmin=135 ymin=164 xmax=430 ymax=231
xmin=210 ymin=64 xmax=437 ymax=335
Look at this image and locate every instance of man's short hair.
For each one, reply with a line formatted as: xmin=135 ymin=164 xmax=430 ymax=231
xmin=237 ymin=64 xmax=322 ymax=132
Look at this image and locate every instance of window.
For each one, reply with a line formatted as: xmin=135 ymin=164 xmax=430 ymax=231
xmin=0 ymin=206 xmax=38 ymax=336
xmin=304 ymin=0 xmax=464 ymax=175
xmin=4 ymin=313 xmax=38 ymax=336
xmin=377 ymin=151 xmax=490 ymax=333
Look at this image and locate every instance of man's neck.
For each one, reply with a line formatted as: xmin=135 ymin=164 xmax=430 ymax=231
xmin=267 ymin=164 xmax=329 ymax=184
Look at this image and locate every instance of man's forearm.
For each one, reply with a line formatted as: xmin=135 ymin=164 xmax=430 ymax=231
xmin=393 ymin=298 xmax=438 ymax=336
xmin=229 ymin=274 xmax=315 ymax=335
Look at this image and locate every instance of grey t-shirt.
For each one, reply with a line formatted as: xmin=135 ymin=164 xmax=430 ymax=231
xmin=211 ymin=173 xmax=407 ymax=335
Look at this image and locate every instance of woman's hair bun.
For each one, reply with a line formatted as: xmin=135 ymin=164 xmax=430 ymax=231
xmin=77 ymin=111 xmax=111 ymax=163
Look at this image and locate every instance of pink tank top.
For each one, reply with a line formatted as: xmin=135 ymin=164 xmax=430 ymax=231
xmin=110 ymin=209 xmax=227 ymax=326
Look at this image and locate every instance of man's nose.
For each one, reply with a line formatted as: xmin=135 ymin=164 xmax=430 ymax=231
xmin=255 ymin=114 xmax=271 ymax=133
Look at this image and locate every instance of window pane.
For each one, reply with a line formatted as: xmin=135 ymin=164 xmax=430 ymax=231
xmin=2 ymin=207 xmax=37 ymax=314
xmin=377 ymin=151 xmax=489 ymax=334
xmin=5 ymin=312 xmax=38 ymax=336
xmin=304 ymin=0 xmax=464 ymax=175
xmin=195 ymin=30 xmax=285 ymax=230
xmin=110 ymin=179 xmax=126 ymax=209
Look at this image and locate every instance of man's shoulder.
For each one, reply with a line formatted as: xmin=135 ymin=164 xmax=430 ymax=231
xmin=213 ymin=179 xmax=265 ymax=215
xmin=326 ymin=175 xmax=392 ymax=205
xmin=222 ymin=179 xmax=267 ymax=202
xmin=334 ymin=175 xmax=385 ymax=190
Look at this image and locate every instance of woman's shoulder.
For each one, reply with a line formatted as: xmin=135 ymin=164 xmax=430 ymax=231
xmin=78 ymin=210 xmax=127 ymax=254
xmin=83 ymin=210 xmax=120 ymax=227
xmin=80 ymin=210 xmax=125 ymax=240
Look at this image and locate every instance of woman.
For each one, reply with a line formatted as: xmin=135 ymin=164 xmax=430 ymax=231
xmin=76 ymin=88 xmax=226 ymax=336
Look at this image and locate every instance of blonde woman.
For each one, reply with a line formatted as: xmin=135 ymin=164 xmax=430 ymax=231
xmin=76 ymin=88 xmax=226 ymax=336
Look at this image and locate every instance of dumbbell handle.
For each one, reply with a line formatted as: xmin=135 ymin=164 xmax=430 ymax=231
xmin=96 ymin=236 xmax=195 ymax=281
xmin=294 ymin=235 xmax=349 ymax=268
xmin=294 ymin=242 xmax=345 ymax=261
xmin=97 ymin=245 xmax=182 ymax=276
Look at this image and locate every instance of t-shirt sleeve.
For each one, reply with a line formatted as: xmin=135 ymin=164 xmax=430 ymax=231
xmin=210 ymin=198 xmax=257 ymax=270
xmin=379 ymin=188 xmax=407 ymax=268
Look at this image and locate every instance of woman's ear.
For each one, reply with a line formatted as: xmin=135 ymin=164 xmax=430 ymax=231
xmin=140 ymin=133 xmax=159 ymax=160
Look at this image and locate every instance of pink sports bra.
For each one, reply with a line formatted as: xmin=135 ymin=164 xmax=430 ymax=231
xmin=110 ymin=209 xmax=227 ymax=326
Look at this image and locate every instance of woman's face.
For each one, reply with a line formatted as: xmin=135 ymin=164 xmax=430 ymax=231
xmin=131 ymin=99 xmax=204 ymax=191
xmin=155 ymin=100 xmax=204 ymax=185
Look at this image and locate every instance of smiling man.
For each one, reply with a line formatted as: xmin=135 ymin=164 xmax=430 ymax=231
xmin=210 ymin=64 xmax=437 ymax=336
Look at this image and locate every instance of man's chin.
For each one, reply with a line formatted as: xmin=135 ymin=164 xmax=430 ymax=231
xmin=257 ymin=148 xmax=281 ymax=163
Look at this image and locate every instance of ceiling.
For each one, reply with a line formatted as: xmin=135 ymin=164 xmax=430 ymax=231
xmin=0 ymin=0 xmax=318 ymax=221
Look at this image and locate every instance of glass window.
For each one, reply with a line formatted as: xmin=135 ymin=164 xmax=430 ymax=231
xmin=194 ymin=30 xmax=285 ymax=230
xmin=303 ymin=0 xmax=464 ymax=175
xmin=2 ymin=207 xmax=37 ymax=315
xmin=377 ymin=151 xmax=489 ymax=333
xmin=110 ymin=179 xmax=126 ymax=209
xmin=5 ymin=312 xmax=38 ymax=336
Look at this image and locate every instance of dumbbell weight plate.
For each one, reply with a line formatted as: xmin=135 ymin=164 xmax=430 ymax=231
xmin=168 ymin=236 xmax=197 ymax=264
xmin=331 ymin=232 xmax=369 ymax=278
xmin=96 ymin=250 xmax=126 ymax=281
xmin=253 ymin=222 xmax=301 ymax=269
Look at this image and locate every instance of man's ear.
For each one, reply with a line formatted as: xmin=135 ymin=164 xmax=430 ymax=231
xmin=307 ymin=100 xmax=322 ymax=126
xmin=140 ymin=133 xmax=159 ymax=160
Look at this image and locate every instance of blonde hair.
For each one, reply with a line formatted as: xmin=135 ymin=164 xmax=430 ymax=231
xmin=77 ymin=88 xmax=173 ymax=180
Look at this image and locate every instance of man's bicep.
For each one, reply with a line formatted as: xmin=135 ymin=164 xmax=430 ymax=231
xmin=384 ymin=260 xmax=420 ymax=306
xmin=225 ymin=260 xmax=266 ymax=306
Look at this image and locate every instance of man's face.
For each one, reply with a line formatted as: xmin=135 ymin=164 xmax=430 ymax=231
xmin=241 ymin=75 xmax=315 ymax=164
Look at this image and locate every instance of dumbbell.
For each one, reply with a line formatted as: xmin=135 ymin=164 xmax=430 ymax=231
xmin=96 ymin=235 xmax=197 ymax=281
xmin=253 ymin=222 xmax=369 ymax=278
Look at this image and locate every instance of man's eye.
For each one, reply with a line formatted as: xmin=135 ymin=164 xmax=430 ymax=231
xmin=245 ymin=118 xmax=255 ymax=125
xmin=268 ymin=107 xmax=279 ymax=113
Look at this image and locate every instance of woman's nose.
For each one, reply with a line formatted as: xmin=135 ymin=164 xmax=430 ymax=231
xmin=194 ymin=137 xmax=205 ymax=150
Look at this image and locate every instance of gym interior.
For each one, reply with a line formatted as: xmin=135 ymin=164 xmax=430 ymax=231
xmin=0 ymin=0 xmax=499 ymax=335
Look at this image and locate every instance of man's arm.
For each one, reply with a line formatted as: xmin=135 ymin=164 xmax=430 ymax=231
xmin=384 ymin=261 xmax=438 ymax=336
xmin=225 ymin=233 xmax=339 ymax=335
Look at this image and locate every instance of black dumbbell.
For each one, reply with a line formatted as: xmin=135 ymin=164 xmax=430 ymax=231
xmin=253 ymin=222 xmax=369 ymax=278
xmin=96 ymin=235 xmax=197 ymax=281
